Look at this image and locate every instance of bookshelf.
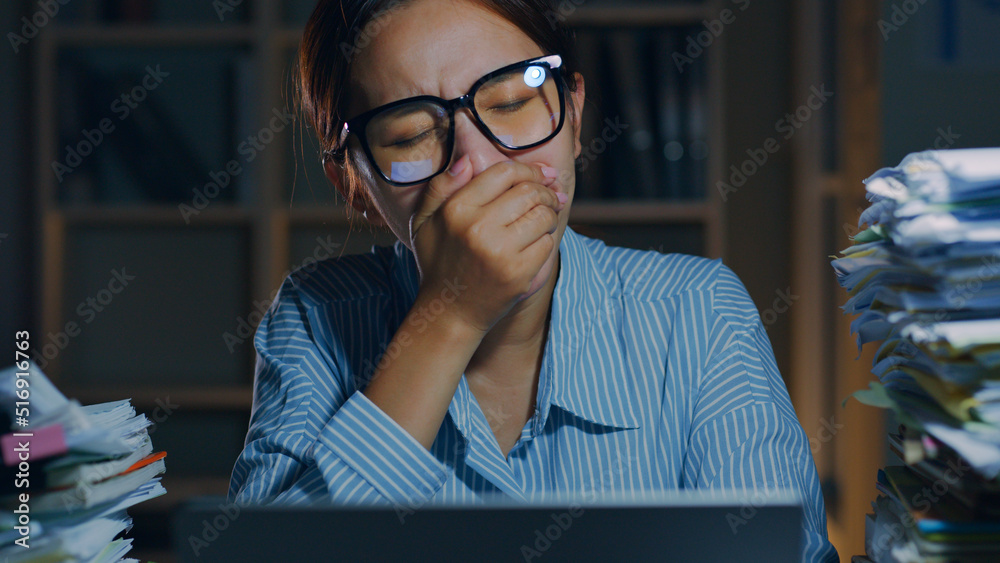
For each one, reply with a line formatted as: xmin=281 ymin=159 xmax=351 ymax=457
xmin=788 ymin=0 xmax=884 ymax=557
xmin=31 ymin=0 xmax=727 ymax=560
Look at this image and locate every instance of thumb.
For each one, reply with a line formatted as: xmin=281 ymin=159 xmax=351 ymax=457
xmin=410 ymin=154 xmax=473 ymax=240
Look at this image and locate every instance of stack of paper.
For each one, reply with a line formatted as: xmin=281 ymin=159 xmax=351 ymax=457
xmin=832 ymin=147 xmax=1000 ymax=562
xmin=0 ymin=361 xmax=166 ymax=562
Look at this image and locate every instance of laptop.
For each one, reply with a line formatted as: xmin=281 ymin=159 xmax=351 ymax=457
xmin=172 ymin=489 xmax=803 ymax=562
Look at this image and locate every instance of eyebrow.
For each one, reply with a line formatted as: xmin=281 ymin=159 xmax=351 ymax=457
xmin=379 ymin=101 xmax=435 ymax=120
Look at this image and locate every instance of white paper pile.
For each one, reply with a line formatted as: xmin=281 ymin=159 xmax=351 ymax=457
xmin=833 ymin=147 xmax=1000 ymax=562
xmin=0 ymin=361 xmax=166 ymax=562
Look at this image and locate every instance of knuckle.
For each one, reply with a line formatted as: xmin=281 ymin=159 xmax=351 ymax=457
xmin=467 ymin=219 xmax=486 ymax=241
xmin=440 ymin=200 xmax=459 ymax=226
xmin=488 ymin=245 xmax=506 ymax=265
xmin=508 ymin=211 xmax=524 ymax=232
xmin=498 ymin=262 xmax=520 ymax=285
xmin=518 ymin=182 xmax=540 ymax=203
xmin=500 ymin=160 xmax=525 ymax=183
xmin=533 ymin=205 xmax=556 ymax=223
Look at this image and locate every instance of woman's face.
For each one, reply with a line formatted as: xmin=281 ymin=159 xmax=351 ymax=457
xmin=335 ymin=0 xmax=585 ymax=263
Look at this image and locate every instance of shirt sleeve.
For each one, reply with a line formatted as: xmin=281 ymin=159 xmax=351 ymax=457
xmin=227 ymin=277 xmax=450 ymax=510
xmin=680 ymin=264 xmax=839 ymax=563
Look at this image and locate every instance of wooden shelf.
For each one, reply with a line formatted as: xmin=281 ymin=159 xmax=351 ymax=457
xmin=821 ymin=173 xmax=844 ymax=197
xmin=287 ymin=205 xmax=352 ymax=225
xmin=47 ymin=25 xmax=255 ymax=45
xmin=64 ymin=386 xmax=253 ymax=410
xmin=564 ymin=3 xmax=714 ymax=26
xmin=55 ymin=205 xmax=253 ymax=226
xmin=271 ymin=3 xmax=715 ymax=47
xmin=131 ymin=475 xmax=231 ymax=513
xmin=275 ymin=28 xmax=305 ymax=48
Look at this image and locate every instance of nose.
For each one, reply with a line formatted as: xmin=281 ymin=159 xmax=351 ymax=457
xmin=450 ymin=107 xmax=511 ymax=176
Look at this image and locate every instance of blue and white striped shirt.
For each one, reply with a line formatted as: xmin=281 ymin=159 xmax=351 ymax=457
xmin=229 ymin=225 xmax=838 ymax=562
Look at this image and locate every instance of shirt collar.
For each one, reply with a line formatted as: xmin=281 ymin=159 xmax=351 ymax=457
xmin=389 ymin=224 xmax=642 ymax=441
xmin=536 ymin=224 xmax=642 ymax=432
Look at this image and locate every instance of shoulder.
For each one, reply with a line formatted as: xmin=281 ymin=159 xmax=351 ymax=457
xmin=574 ymin=230 xmax=742 ymax=306
xmin=250 ymin=239 xmax=412 ymax=394
xmin=254 ymin=238 xmax=409 ymax=352
xmin=276 ymin=240 xmax=403 ymax=308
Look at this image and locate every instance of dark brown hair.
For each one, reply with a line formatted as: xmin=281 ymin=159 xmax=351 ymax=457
xmin=295 ymin=0 xmax=580 ymax=219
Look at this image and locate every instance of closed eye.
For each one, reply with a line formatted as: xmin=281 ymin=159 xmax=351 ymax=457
xmin=489 ymin=98 xmax=530 ymax=113
xmin=389 ymin=129 xmax=432 ymax=148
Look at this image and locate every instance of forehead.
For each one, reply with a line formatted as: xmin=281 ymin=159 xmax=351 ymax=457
xmin=348 ymin=0 xmax=545 ymax=115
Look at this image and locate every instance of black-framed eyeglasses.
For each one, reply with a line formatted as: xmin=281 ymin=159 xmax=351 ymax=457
xmin=324 ymin=54 xmax=566 ymax=186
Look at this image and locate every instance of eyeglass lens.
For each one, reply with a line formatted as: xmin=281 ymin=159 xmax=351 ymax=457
xmin=363 ymin=62 xmax=562 ymax=184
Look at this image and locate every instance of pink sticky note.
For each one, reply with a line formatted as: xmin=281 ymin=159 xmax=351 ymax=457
xmin=2 ymin=424 xmax=67 ymax=466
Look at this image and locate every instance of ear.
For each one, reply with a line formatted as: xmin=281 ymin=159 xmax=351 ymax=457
xmin=569 ymin=72 xmax=586 ymax=160
xmin=323 ymin=156 xmax=388 ymax=228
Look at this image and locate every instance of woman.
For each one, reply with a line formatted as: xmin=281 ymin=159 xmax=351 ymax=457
xmin=229 ymin=0 xmax=838 ymax=560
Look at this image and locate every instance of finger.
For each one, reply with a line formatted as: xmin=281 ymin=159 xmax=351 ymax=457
xmin=410 ymin=154 xmax=474 ymax=240
xmin=459 ymin=160 xmax=557 ymax=209
xmin=519 ymin=231 xmax=557 ymax=276
xmin=491 ymin=181 xmax=563 ymax=229
xmin=506 ymin=202 xmax=559 ymax=251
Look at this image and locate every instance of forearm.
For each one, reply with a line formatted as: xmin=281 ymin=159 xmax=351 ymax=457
xmin=233 ymin=277 xmax=460 ymax=508
xmin=230 ymin=390 xmax=452 ymax=508
xmin=362 ymin=292 xmax=486 ymax=450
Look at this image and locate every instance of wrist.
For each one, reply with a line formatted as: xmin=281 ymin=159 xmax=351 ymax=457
xmin=409 ymin=291 xmax=487 ymax=345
